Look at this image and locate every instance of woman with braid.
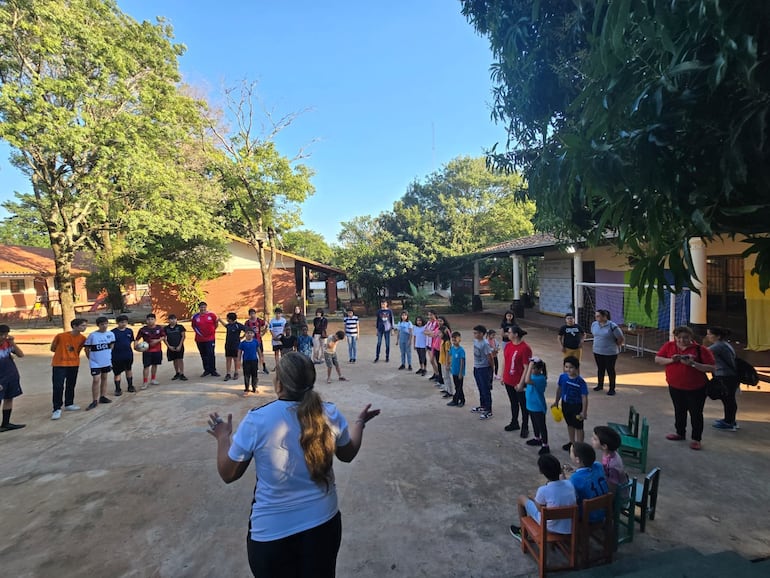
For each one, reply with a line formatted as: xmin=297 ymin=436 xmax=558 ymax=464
xmin=208 ymin=351 xmax=380 ymax=577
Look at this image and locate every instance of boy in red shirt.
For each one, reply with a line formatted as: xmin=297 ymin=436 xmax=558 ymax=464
xmin=191 ymin=301 xmax=220 ymax=377
xmin=137 ymin=313 xmax=166 ymax=389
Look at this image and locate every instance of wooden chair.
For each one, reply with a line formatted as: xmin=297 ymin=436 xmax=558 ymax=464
xmin=520 ymin=504 xmax=579 ymax=578
xmin=634 ymin=467 xmax=661 ymax=532
xmin=619 ymin=416 xmax=649 ymax=472
xmin=613 ymin=478 xmax=635 ymax=549
xmin=608 ymin=405 xmax=640 ymax=438
xmin=578 ymin=492 xmax=615 ymax=568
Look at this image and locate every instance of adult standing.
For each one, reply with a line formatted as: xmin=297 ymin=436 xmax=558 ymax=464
xmin=374 ymin=300 xmax=394 ymax=363
xmin=655 ymin=326 xmax=715 ymax=450
xmin=289 ymin=305 xmax=307 ymax=338
xmin=192 ymin=301 xmax=220 ymax=377
xmin=311 ymin=308 xmax=328 ymax=364
xmin=590 ymin=309 xmax=624 ymax=396
xmin=706 ymin=326 xmax=740 ymax=431
xmin=558 ymin=313 xmax=585 ymax=360
xmin=208 ymin=352 xmax=380 ymax=577
xmin=502 ymin=326 xmax=532 ymax=436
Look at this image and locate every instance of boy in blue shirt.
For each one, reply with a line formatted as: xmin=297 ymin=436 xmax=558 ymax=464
xmin=238 ymin=328 xmax=260 ymax=395
xmin=447 ymin=331 xmax=466 ymax=407
xmin=297 ymin=325 xmax=313 ymax=359
xmin=111 ymin=314 xmax=135 ymax=395
xmin=551 ymin=355 xmax=589 ymax=452
xmin=566 ymin=441 xmax=609 ymax=522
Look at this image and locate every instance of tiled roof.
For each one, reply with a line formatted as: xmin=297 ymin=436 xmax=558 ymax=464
xmin=0 ymin=245 xmax=92 ymax=276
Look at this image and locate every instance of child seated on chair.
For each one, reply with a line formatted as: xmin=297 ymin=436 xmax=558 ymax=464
xmin=510 ymin=454 xmax=577 ymax=541
xmin=565 ymin=442 xmax=609 ymax=522
xmin=592 ymin=425 xmax=629 ymax=493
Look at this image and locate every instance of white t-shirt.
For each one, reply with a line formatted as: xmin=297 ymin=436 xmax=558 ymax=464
xmin=228 ymin=400 xmax=351 ymax=541
xmin=84 ymin=330 xmax=115 ymax=368
xmin=534 ymin=479 xmax=577 ymax=534
xmin=413 ymin=325 xmax=428 ymax=349
xmin=268 ymin=317 xmax=287 ymax=346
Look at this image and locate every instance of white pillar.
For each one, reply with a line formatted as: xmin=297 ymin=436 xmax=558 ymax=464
xmin=689 ymin=238 xmax=708 ymax=325
xmin=512 ymin=255 xmax=521 ymax=300
xmin=573 ymin=251 xmax=583 ymax=315
xmin=473 ymin=260 xmax=480 ymax=295
xmin=521 ymin=257 xmax=529 ymax=294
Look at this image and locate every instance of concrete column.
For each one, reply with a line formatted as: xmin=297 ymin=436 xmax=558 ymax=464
xmin=512 ymin=255 xmax=521 ymax=299
xmin=521 ymin=257 xmax=529 ymax=294
xmin=473 ymin=260 xmax=480 ymax=295
xmin=689 ymin=238 xmax=708 ymax=327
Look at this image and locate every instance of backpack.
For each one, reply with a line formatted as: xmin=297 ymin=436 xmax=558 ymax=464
xmin=735 ymin=357 xmax=759 ymax=386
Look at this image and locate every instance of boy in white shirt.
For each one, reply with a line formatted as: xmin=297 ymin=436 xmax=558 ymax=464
xmin=84 ymin=316 xmax=115 ymax=410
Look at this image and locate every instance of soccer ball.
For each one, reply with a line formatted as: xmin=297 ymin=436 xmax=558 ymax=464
xmin=135 ymin=341 xmax=150 ymax=352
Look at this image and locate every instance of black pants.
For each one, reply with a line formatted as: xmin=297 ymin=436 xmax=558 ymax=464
xmin=719 ymin=376 xmax=740 ymax=424
xmin=669 ymin=385 xmax=707 ymax=441
xmin=197 ymin=340 xmax=216 ymax=374
xmin=594 ymin=353 xmax=618 ymax=391
xmin=530 ymin=411 xmax=548 ymax=444
xmin=452 ymin=375 xmax=465 ymax=405
xmin=433 ymin=349 xmax=444 ymax=384
xmin=243 ymin=360 xmax=259 ymax=390
xmin=505 ymin=385 xmax=529 ymax=430
xmin=52 ymin=366 xmax=79 ymax=411
xmin=247 ymin=511 xmax=342 ymax=577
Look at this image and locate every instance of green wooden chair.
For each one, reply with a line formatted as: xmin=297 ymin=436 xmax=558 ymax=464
xmin=613 ymin=478 xmax=635 ymax=549
xmin=634 ymin=467 xmax=661 ymax=532
xmin=619 ymin=417 xmax=648 ymax=472
xmin=608 ymin=405 xmax=640 ymax=438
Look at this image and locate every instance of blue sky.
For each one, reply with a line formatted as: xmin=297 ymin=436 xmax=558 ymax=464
xmin=0 ymin=0 xmax=507 ymax=243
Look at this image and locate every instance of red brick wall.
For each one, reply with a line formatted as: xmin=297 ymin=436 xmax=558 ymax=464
xmin=151 ymin=268 xmax=297 ymax=320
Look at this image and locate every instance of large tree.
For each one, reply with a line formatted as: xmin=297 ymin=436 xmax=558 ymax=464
xmin=210 ymin=81 xmax=315 ymax=316
xmin=279 ymin=229 xmax=333 ymax=264
xmin=0 ymin=0 xmax=207 ymax=327
xmin=462 ymin=0 xmax=770 ymax=301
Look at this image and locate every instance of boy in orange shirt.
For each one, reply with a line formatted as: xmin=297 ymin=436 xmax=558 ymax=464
xmin=50 ymin=318 xmax=88 ymax=420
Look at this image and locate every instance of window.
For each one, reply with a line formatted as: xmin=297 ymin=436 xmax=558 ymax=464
xmin=10 ymin=279 xmax=25 ymax=293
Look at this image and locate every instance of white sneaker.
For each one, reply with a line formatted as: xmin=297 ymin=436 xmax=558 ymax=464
xmin=140 ymin=383 xmax=148 ymax=390
xmin=64 ymin=404 xmax=80 ymax=411
xmin=51 ymin=409 xmax=62 ymax=420
xmin=150 ymin=379 xmax=159 ymax=385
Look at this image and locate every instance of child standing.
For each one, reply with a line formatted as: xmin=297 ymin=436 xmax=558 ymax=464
xmin=502 ymin=326 xmax=532 ymax=437
xmin=0 ymin=324 xmax=25 ymax=432
xmin=487 ymin=329 xmax=501 ymax=380
xmin=50 ymin=318 xmax=88 ymax=420
xmin=311 ymin=308 xmax=328 ymax=364
xmin=413 ymin=316 xmax=428 ymax=376
xmin=239 ymin=328 xmax=260 ymax=395
xmin=552 ymin=356 xmax=589 ymax=453
xmin=244 ymin=308 xmax=269 ymax=375
xmin=344 ymin=307 xmax=359 ymax=363
xmin=84 ymin=316 xmax=115 ymax=410
xmin=592 ymin=426 xmax=629 ymax=492
xmin=396 ymin=311 xmax=413 ymax=370
xmin=523 ymin=358 xmax=550 ymax=455
xmin=111 ymin=314 xmax=135 ymax=395
xmin=324 ymin=330 xmax=348 ymax=384
xmin=279 ymin=325 xmax=298 ymax=352
xmin=297 ymin=325 xmax=313 ymax=359
xmin=164 ymin=314 xmax=187 ymax=381
xmin=558 ymin=313 xmax=585 ymax=360
xmin=269 ymin=307 xmax=288 ymax=366
xmin=447 ymin=331 xmax=466 ymax=407
xmin=509 ymin=454 xmax=577 ymax=542
xmin=221 ymin=312 xmax=245 ymax=381
xmin=136 ymin=313 xmax=166 ymax=389
xmin=471 ymin=325 xmax=495 ymax=420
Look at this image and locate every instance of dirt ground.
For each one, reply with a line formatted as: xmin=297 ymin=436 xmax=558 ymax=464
xmin=1 ymin=313 xmax=769 ymax=577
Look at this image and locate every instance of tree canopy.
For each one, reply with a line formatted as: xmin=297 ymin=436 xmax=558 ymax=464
xmin=462 ymin=0 xmax=770 ymax=301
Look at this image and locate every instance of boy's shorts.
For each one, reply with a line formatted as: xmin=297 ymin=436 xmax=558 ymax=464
xmin=90 ymin=366 xmax=111 ymax=376
xmin=167 ymin=348 xmax=184 ymax=361
xmin=142 ymin=351 xmax=163 ymax=368
xmin=272 ymin=343 xmax=282 ymax=352
xmin=112 ymin=358 xmax=133 ymax=374
xmin=324 ymin=352 xmax=338 ymax=368
xmin=224 ymin=346 xmax=239 ymax=358
xmin=562 ymin=402 xmax=584 ymax=429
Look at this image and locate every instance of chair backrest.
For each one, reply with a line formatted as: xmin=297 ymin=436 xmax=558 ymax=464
xmin=583 ymin=492 xmax=614 ymax=526
xmin=628 ymin=406 xmax=640 ymax=437
xmin=613 ymin=478 xmax=635 ymax=547
xmin=639 ymin=417 xmax=649 ymax=444
xmin=542 ymin=503 xmax=579 ymax=532
xmin=645 ymin=467 xmax=661 ymax=511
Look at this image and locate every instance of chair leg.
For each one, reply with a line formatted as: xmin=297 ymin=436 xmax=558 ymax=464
xmin=639 ymin=507 xmax=647 ymax=533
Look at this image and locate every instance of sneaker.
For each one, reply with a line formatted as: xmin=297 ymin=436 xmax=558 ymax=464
xmin=179 ymin=375 xmax=188 ymax=381
xmin=526 ymin=438 xmax=542 ymax=446
xmin=373 ymin=358 xmax=379 ymax=363
xmin=607 ymin=390 xmax=616 ymax=396
xmin=470 ymin=406 xmax=485 ymax=413
xmin=690 ymin=440 xmax=702 ymax=450
xmin=538 ymin=446 xmax=551 ymax=455
xmin=711 ymin=419 xmax=738 ymax=431
xmin=509 ymin=525 xmax=522 ymax=542
xmin=385 ymin=358 xmax=389 ymax=362
xmin=127 ymin=385 xmax=136 ymax=392
xmin=666 ymin=433 xmax=685 ymax=441
xmin=263 ymin=367 xmax=269 ymax=375
xmin=150 ymin=379 xmax=159 ymax=385
xmin=171 ymin=373 xmax=180 ymax=381
xmin=64 ymin=404 xmax=80 ymax=411
xmin=415 ymin=368 xmax=423 ymax=375
xmin=520 ymin=429 xmax=529 ymax=439
xmin=408 ymin=366 xmax=413 ymax=370
xmin=562 ymin=442 xmax=572 ymax=451
xmin=504 ymin=422 xmax=521 ymax=432
xmin=479 ymin=412 xmax=493 ymax=420
xmin=398 ymin=365 xmax=405 ymax=370
xmin=140 ymin=382 xmax=148 ymax=390
xmin=0 ymin=422 xmax=25 ymax=431
xmin=593 ymin=385 xmax=604 ymax=391
xmin=441 ymin=392 xmax=452 ymax=398
xmin=224 ymin=374 xmax=231 ymax=381
xmin=98 ymin=396 xmax=112 ymax=404
xmin=446 ymin=401 xmax=459 ymax=406
xmin=210 ymin=372 xmax=221 ymax=377
xmin=200 ymin=371 xmax=211 ymax=377
xmin=457 ymin=402 xmax=465 ymax=407
xmin=51 ymin=409 xmax=62 ymax=420
xmin=86 ymin=401 xmax=98 ymax=411
xmin=428 ymin=374 xmax=438 ymax=381
xmin=114 ymin=389 xmax=123 ymax=397
xmin=243 ymin=390 xmax=250 ymax=396
xmin=233 ymin=372 xmax=239 ymax=379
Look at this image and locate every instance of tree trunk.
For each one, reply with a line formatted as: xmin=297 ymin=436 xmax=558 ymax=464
xmin=257 ymin=242 xmax=274 ymax=316
xmin=50 ymin=239 xmax=77 ymax=330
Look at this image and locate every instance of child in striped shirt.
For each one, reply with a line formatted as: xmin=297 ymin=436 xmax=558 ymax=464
xmin=344 ymin=307 xmax=359 ymax=363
